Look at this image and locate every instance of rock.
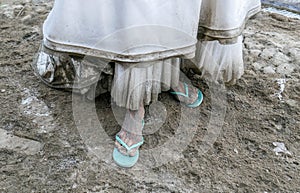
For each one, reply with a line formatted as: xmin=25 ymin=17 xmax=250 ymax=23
xmin=277 ymin=63 xmax=295 ymax=75
xmin=273 ymin=142 xmax=292 ymax=156
xmin=0 ymin=129 xmax=42 ymax=155
xmin=263 ymin=66 xmax=276 ymax=74
xmin=234 ymin=148 xmax=239 ymax=154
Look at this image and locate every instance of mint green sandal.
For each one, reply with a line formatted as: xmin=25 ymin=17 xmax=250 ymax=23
xmin=170 ymin=83 xmax=203 ymax=108
xmin=113 ymin=120 xmax=144 ymax=168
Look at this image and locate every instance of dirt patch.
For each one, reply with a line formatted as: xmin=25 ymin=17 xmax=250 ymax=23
xmin=0 ymin=1 xmax=299 ymax=192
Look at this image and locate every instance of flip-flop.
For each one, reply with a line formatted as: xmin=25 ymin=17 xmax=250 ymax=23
xmin=113 ymin=120 xmax=144 ymax=168
xmin=170 ymin=83 xmax=203 ymax=108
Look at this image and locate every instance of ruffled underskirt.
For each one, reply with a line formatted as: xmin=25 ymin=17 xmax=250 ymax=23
xmin=111 ymin=58 xmax=180 ymax=110
xmin=33 ymin=36 xmax=246 ymax=110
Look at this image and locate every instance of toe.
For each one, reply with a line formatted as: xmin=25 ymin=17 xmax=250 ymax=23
xmin=124 ymin=136 xmax=132 ymax=148
xmin=119 ymin=147 xmax=128 ymax=155
xmin=129 ymin=149 xmax=137 ymax=157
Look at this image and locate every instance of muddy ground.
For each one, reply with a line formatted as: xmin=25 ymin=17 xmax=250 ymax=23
xmin=0 ymin=1 xmax=300 ymax=192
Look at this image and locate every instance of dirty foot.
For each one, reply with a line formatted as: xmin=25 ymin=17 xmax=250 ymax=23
xmin=115 ymin=105 xmax=145 ymax=157
xmin=171 ymin=82 xmax=200 ymax=105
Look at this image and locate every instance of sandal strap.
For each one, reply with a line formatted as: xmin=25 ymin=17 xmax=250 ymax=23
xmin=115 ymin=135 xmax=144 ymax=152
xmin=170 ymin=83 xmax=189 ymax=98
xmin=116 ymin=119 xmax=145 ymax=153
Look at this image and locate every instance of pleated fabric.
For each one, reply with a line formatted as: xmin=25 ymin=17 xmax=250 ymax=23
xmin=111 ymin=58 xmax=180 ymax=110
xmin=195 ymin=36 xmax=244 ymax=84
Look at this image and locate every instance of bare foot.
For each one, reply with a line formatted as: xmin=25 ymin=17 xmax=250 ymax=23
xmin=171 ymin=82 xmax=199 ymax=105
xmin=115 ymin=105 xmax=145 ymax=157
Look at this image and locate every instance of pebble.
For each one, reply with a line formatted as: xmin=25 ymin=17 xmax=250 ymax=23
xmin=1 ymin=89 xmax=5 ymax=93
xmin=263 ymin=66 xmax=276 ymax=74
xmin=273 ymin=142 xmax=292 ymax=156
xmin=234 ymin=148 xmax=239 ymax=154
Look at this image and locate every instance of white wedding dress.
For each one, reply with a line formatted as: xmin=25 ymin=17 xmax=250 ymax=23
xmin=36 ymin=0 xmax=261 ymax=110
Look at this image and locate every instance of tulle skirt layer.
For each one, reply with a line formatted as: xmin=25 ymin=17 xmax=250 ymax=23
xmin=111 ymin=58 xmax=180 ymax=110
